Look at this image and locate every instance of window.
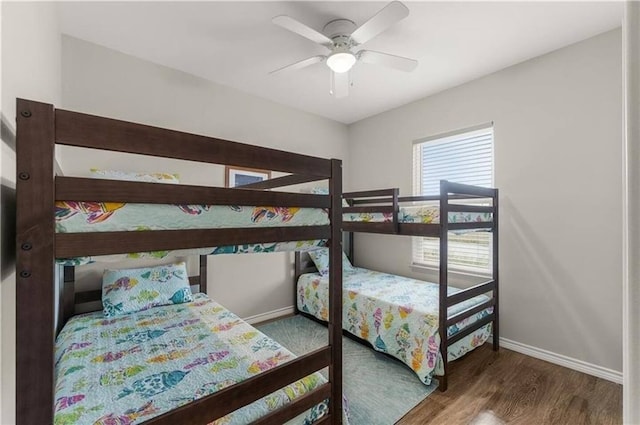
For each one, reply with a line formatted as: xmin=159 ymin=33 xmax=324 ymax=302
xmin=412 ymin=124 xmax=494 ymax=274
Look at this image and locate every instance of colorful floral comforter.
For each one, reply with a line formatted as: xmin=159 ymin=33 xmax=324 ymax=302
xmin=297 ymin=268 xmax=492 ymax=385
xmin=344 ymin=204 xmax=491 ymax=224
xmin=54 ymin=293 xmax=329 ymax=425
xmin=55 ymin=202 xmax=329 ymax=265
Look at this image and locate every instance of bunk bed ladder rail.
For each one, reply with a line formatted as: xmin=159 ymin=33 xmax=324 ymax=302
xmin=437 ymin=180 xmax=499 ymax=392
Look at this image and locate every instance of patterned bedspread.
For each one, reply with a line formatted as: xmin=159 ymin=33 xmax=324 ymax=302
xmin=54 ymin=293 xmax=329 ymax=425
xmin=297 ymin=268 xmax=492 ymax=385
xmin=344 ymin=204 xmax=491 ymax=224
xmin=55 ymin=203 xmax=329 ymax=265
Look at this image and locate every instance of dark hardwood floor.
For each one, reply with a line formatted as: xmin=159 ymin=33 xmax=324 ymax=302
xmin=397 ymin=345 xmax=622 ymax=425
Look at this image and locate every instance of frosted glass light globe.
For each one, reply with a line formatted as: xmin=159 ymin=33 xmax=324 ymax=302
xmin=326 ymin=52 xmax=356 ymax=73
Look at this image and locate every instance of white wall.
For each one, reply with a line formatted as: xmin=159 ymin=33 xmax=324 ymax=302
xmin=58 ymin=35 xmax=349 ymax=319
xmin=0 ymin=2 xmax=61 ymax=423
xmin=347 ymin=29 xmax=623 ymax=373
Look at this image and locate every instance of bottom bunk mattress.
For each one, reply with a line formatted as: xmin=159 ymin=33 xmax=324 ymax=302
xmin=54 ymin=293 xmax=331 ymax=425
xmin=297 ymin=268 xmax=492 ymax=386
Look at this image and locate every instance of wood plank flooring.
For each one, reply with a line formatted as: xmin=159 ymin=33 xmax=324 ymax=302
xmin=397 ymin=345 xmax=622 ymax=425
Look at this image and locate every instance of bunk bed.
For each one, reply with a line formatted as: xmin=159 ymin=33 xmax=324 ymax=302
xmin=295 ymin=183 xmax=498 ymax=392
xmin=15 ymin=98 xmax=344 ymax=425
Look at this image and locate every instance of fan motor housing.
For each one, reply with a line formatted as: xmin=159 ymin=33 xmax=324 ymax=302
xmin=323 ymin=19 xmax=357 ymax=42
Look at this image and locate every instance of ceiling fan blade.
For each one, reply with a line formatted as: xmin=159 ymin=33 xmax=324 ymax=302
xmin=350 ymin=1 xmax=410 ymax=46
xmin=330 ymin=71 xmax=350 ymax=98
xmin=358 ymin=50 xmax=418 ymax=72
xmin=272 ymin=15 xmax=334 ymax=50
xmin=270 ymin=55 xmax=326 ymax=74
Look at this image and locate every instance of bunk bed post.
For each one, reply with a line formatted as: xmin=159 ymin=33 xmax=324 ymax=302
xmin=328 ymin=159 xmax=343 ymax=424
xmin=199 ymin=255 xmax=208 ymax=294
xmin=15 ymin=99 xmax=56 ymax=425
xmin=62 ymin=266 xmax=76 ymax=325
xmin=438 ymin=180 xmax=450 ymax=392
xmin=345 ymin=196 xmax=354 ymax=265
xmin=492 ymin=189 xmax=500 ymax=351
xmin=294 ymin=252 xmax=301 ymax=314
xmin=392 ymin=188 xmax=400 ymax=233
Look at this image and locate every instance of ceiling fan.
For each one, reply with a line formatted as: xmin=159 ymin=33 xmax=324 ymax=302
xmin=271 ymin=1 xmax=418 ymax=98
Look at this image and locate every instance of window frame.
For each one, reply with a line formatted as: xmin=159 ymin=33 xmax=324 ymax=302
xmin=411 ymin=123 xmax=494 ymax=276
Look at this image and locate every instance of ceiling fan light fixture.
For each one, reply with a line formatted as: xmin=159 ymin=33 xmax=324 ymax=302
xmin=326 ymin=52 xmax=356 ymax=73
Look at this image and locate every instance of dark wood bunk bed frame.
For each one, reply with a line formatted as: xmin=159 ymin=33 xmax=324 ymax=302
xmin=15 ymin=98 xmax=344 ymax=425
xmin=295 ymin=182 xmax=498 ymax=392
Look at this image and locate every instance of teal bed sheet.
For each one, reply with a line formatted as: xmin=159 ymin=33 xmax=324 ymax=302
xmin=297 ymin=268 xmax=492 ymax=386
xmin=54 ymin=293 xmax=330 ymax=425
xmin=54 ymin=202 xmax=329 ymax=265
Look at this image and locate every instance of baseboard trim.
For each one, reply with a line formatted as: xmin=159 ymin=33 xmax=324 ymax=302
xmin=500 ymin=337 xmax=622 ymax=384
xmin=243 ymin=306 xmax=295 ymax=325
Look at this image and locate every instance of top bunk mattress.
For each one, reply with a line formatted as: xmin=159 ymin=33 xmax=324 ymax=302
xmin=56 ymin=202 xmax=328 ymax=233
xmin=344 ymin=204 xmax=491 ymax=225
xmin=55 ymin=202 xmax=329 ymax=265
xmin=54 ymin=293 xmax=329 ymax=425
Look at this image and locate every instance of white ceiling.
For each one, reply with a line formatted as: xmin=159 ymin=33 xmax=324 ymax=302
xmin=58 ymin=1 xmax=623 ymax=124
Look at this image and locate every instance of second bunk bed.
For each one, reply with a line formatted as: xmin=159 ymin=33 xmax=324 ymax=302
xmin=15 ymin=99 xmax=345 ymax=425
xmin=295 ymin=182 xmax=499 ymax=391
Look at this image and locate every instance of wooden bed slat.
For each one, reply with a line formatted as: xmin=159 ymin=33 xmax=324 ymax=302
xmin=143 ymin=346 xmax=331 ymax=425
xmin=398 ymin=223 xmax=440 ymax=237
xmin=251 ymin=383 xmax=332 ymax=425
xmin=343 ymin=221 xmax=397 ymax=235
xmin=445 ymin=314 xmax=495 ymax=347
xmin=56 ymin=177 xmax=331 ymax=207
xmin=56 ymin=226 xmax=330 ymax=258
xmin=447 ymin=280 xmax=496 ymax=306
xmin=314 ymin=415 xmax=332 ymax=425
xmin=343 ymin=188 xmax=396 ymax=198
xmin=16 ymin=99 xmax=56 ymax=425
xmin=343 ymin=205 xmax=394 ymax=214
xmin=75 ymin=289 xmax=102 ymax=305
xmin=55 ymin=109 xmax=332 ymax=177
xmin=445 ymin=181 xmax=497 ymax=198
xmin=346 ymin=221 xmax=443 ymax=236
xmin=238 ymin=173 xmax=325 ymax=189
xmin=446 ymin=298 xmax=496 ymax=327
xmin=400 ymin=194 xmax=489 ymax=202
xmin=447 ymin=204 xmax=494 ymax=213
xmin=448 ymin=221 xmax=494 ymax=231
xmin=350 ymin=197 xmax=395 ymax=205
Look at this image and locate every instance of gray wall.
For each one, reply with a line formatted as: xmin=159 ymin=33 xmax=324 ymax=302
xmin=624 ymin=3 xmax=640 ymax=422
xmin=58 ymin=35 xmax=349 ymax=320
xmin=346 ymin=29 xmax=623 ymax=373
xmin=1 ymin=2 xmax=61 ymax=423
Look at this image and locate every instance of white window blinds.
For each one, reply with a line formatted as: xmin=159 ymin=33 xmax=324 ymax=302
xmin=412 ymin=125 xmax=494 ymax=274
